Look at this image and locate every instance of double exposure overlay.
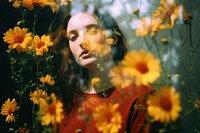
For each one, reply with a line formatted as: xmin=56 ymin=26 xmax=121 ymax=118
xmin=0 ymin=0 xmax=199 ymax=132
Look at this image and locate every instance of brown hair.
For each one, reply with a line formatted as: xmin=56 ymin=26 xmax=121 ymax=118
xmin=51 ymin=2 xmax=129 ymax=114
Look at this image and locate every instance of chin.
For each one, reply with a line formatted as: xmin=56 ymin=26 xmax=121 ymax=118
xmin=79 ymin=58 xmax=98 ymax=70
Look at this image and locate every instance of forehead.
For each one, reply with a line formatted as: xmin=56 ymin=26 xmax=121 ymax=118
xmin=67 ymin=12 xmax=98 ymax=32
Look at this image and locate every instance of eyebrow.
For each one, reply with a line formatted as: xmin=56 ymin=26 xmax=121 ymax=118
xmin=67 ymin=24 xmax=99 ymax=35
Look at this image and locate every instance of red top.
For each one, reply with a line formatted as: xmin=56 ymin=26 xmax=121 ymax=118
xmin=59 ymin=84 xmax=153 ymax=133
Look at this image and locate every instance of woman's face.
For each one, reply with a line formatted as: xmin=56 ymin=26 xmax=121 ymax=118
xmin=67 ymin=12 xmax=112 ymax=70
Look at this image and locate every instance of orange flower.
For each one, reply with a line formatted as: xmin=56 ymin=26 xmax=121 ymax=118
xmin=109 ymin=64 xmax=133 ymax=88
xmin=80 ymin=29 xmax=113 ymax=57
xmin=22 ymin=0 xmax=47 ymax=10
xmin=3 ymin=26 xmax=32 ymax=53
xmin=8 ymin=0 xmax=23 ymax=8
xmin=47 ymin=0 xmax=74 ymax=13
xmin=93 ymin=102 xmax=122 ymax=133
xmin=147 ymin=86 xmax=182 ymax=123
xmin=32 ymin=35 xmax=53 ymax=56
xmin=29 ymin=88 xmax=48 ymax=104
xmin=91 ymin=77 xmax=102 ymax=88
xmin=152 ymin=0 xmax=183 ymax=29
xmin=39 ymin=74 xmax=55 ymax=85
xmin=1 ymin=98 xmax=20 ymax=123
xmin=39 ymin=93 xmax=64 ymax=126
xmin=122 ymin=50 xmax=161 ymax=86
xmin=136 ymin=17 xmax=161 ymax=37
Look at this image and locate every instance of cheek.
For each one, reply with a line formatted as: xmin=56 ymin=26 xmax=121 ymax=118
xmin=84 ymin=34 xmax=102 ymax=43
xmin=69 ymin=42 xmax=78 ymax=57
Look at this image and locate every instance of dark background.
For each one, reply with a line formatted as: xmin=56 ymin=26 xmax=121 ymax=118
xmin=0 ymin=0 xmax=200 ymax=132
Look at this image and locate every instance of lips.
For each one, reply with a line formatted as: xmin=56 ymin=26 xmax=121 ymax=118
xmin=80 ymin=50 xmax=89 ymax=57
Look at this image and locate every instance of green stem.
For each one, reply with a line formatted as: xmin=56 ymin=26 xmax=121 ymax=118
xmin=189 ymin=24 xmax=194 ymax=50
xmin=21 ymin=8 xmax=26 ymax=27
xmin=138 ymin=0 xmax=143 ymax=18
xmin=143 ymin=36 xmax=151 ymax=51
xmin=184 ymin=106 xmax=196 ymax=116
xmin=152 ymin=37 xmax=166 ymax=74
xmin=32 ymin=10 xmax=38 ymax=36
xmin=175 ymin=24 xmax=184 ymax=46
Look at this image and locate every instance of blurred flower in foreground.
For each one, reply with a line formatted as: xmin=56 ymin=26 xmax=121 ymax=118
xmin=80 ymin=29 xmax=113 ymax=57
xmin=1 ymin=98 xmax=20 ymax=123
xmin=152 ymin=0 xmax=183 ymax=29
xmin=132 ymin=8 xmax=140 ymax=16
xmin=91 ymin=77 xmax=102 ymax=88
xmin=40 ymin=74 xmax=55 ymax=85
xmin=8 ymin=0 xmax=22 ymax=8
xmin=147 ymin=86 xmax=181 ymax=123
xmin=93 ymin=103 xmax=122 ymax=133
xmin=39 ymin=93 xmax=64 ymax=126
xmin=18 ymin=127 xmax=30 ymax=133
xmin=32 ymin=35 xmax=53 ymax=56
xmin=135 ymin=17 xmax=161 ymax=37
xmin=109 ymin=64 xmax=133 ymax=88
xmin=29 ymin=88 xmax=48 ymax=104
xmin=3 ymin=26 xmax=32 ymax=53
xmin=122 ymin=50 xmax=161 ymax=86
xmin=161 ymin=38 xmax=169 ymax=45
xmin=183 ymin=10 xmax=193 ymax=25
xmin=195 ymin=98 xmax=200 ymax=108
xmin=22 ymin=0 xmax=47 ymax=10
xmin=9 ymin=0 xmax=74 ymax=13
xmin=48 ymin=0 xmax=74 ymax=13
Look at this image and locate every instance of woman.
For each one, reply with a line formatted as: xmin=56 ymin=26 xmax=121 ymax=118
xmin=51 ymin=2 xmax=155 ymax=133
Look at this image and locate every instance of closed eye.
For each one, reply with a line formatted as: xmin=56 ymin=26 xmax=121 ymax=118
xmin=86 ymin=24 xmax=100 ymax=35
xmin=67 ymin=31 xmax=78 ymax=42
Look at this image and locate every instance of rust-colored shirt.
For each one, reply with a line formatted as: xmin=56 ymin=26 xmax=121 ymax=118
xmin=59 ymin=84 xmax=153 ymax=133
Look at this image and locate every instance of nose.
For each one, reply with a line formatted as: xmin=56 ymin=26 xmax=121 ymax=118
xmin=79 ymin=30 xmax=88 ymax=49
xmin=79 ymin=31 xmax=85 ymax=44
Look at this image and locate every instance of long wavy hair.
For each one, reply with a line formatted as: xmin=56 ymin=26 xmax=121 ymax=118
xmin=51 ymin=2 xmax=129 ymax=114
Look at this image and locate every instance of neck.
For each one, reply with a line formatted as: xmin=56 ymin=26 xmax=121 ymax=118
xmin=86 ymin=62 xmax=114 ymax=94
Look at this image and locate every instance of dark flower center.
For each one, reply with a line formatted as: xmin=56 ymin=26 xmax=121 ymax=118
xmin=135 ymin=62 xmax=149 ymax=74
xmin=8 ymin=107 xmax=14 ymax=114
xmin=14 ymin=36 xmax=24 ymax=43
xmin=48 ymin=105 xmax=56 ymax=115
xmin=37 ymin=42 xmax=45 ymax=49
xmin=160 ymin=97 xmax=172 ymax=111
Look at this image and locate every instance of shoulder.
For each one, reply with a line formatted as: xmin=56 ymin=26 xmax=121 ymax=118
xmin=113 ymin=84 xmax=155 ymax=111
xmin=117 ymin=84 xmax=154 ymax=100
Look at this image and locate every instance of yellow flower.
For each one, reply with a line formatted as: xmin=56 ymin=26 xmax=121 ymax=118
xmin=1 ymin=98 xmax=20 ymax=123
xmin=29 ymin=88 xmax=48 ymax=104
xmin=3 ymin=26 xmax=32 ymax=53
xmin=75 ymin=129 xmax=82 ymax=133
xmin=132 ymin=8 xmax=140 ymax=16
xmin=91 ymin=77 xmax=102 ymax=88
xmin=195 ymin=98 xmax=200 ymax=108
xmin=135 ymin=17 xmax=161 ymax=37
xmin=8 ymin=0 xmax=23 ymax=8
xmin=22 ymin=0 xmax=47 ymax=10
xmin=183 ymin=9 xmax=193 ymax=24
xmin=109 ymin=64 xmax=133 ymax=88
xmin=147 ymin=86 xmax=182 ymax=123
xmin=80 ymin=29 xmax=112 ymax=57
xmin=18 ymin=127 xmax=30 ymax=133
xmin=152 ymin=0 xmax=183 ymax=29
xmin=32 ymin=35 xmax=53 ymax=56
xmin=161 ymin=38 xmax=169 ymax=45
xmin=93 ymin=102 xmax=122 ymax=133
xmin=39 ymin=74 xmax=55 ymax=85
xmin=122 ymin=50 xmax=161 ymax=86
xmin=39 ymin=93 xmax=64 ymax=126
xmin=47 ymin=0 xmax=73 ymax=13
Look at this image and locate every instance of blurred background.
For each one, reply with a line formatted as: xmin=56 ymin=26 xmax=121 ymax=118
xmin=0 ymin=0 xmax=199 ymax=132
